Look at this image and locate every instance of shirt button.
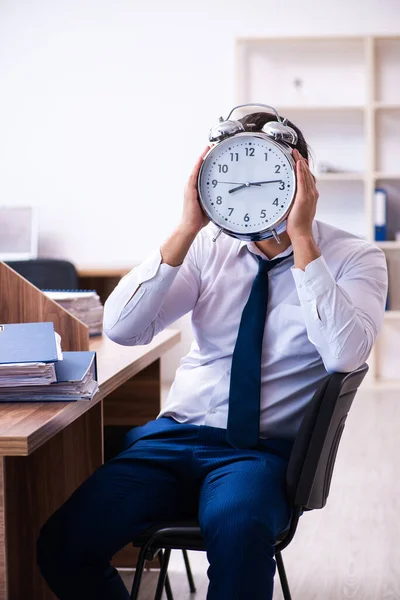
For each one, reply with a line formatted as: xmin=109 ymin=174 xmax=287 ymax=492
xmin=209 ymin=408 xmax=217 ymax=414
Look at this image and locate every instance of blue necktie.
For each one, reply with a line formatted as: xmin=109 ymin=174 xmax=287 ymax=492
xmin=227 ymin=252 xmax=294 ymax=449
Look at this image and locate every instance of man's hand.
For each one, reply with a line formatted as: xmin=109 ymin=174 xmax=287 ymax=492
xmin=286 ymin=149 xmax=319 ymax=241
xmin=161 ymin=147 xmax=210 ymax=267
xmin=180 ymin=147 xmax=211 ymax=235
xmin=287 ymin=149 xmax=321 ymax=270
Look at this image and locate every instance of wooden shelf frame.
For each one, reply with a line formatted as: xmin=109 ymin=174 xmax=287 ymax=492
xmin=316 ymin=173 xmax=365 ymax=182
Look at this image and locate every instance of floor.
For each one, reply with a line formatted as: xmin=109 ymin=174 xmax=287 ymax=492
xmin=119 ymin=385 xmax=400 ymax=599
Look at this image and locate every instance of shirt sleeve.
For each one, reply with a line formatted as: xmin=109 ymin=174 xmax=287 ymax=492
xmin=103 ymin=245 xmax=201 ymax=346
xmin=291 ymin=248 xmax=388 ymax=373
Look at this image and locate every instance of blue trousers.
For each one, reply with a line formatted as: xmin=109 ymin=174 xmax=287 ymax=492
xmin=37 ymin=417 xmax=293 ymax=600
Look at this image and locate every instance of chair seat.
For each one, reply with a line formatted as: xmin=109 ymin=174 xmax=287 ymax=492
xmin=133 ymin=521 xmax=205 ymax=552
xmin=132 ymin=520 xmax=289 ymax=552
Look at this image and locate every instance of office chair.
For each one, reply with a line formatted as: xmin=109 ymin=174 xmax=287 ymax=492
xmin=5 ymin=258 xmax=79 ymax=290
xmin=129 ymin=363 xmax=369 ymax=600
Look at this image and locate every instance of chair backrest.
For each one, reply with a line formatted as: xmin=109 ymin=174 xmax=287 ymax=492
xmin=5 ymin=259 xmax=79 ymax=290
xmin=286 ymin=364 xmax=368 ymax=511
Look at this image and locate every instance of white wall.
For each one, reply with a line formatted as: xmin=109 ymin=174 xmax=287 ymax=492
xmin=0 ymin=0 xmax=399 ymax=380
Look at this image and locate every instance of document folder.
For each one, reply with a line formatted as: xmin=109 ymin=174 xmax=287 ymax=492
xmin=0 ymin=322 xmax=59 ymax=364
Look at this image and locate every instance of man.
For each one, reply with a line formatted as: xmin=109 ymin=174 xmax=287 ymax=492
xmin=37 ymin=113 xmax=387 ymax=599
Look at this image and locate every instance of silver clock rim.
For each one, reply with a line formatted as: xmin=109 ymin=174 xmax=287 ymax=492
xmin=197 ymin=132 xmax=297 ymax=241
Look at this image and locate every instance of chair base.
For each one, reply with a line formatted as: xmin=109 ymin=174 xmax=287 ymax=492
xmin=131 ymin=534 xmax=292 ymax=600
xmin=131 ymin=543 xmax=197 ymax=600
xmin=275 ymin=550 xmax=292 ymax=600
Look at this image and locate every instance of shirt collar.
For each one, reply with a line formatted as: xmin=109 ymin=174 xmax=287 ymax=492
xmin=236 ymin=220 xmax=320 ymax=258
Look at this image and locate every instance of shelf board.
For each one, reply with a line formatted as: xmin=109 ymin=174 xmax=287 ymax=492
xmin=365 ymin=379 xmax=400 ymax=389
xmin=237 ymin=35 xmax=367 ymax=44
xmin=375 ymin=241 xmax=400 ymax=249
xmin=276 ymin=105 xmax=365 ymax=112
xmin=373 ymin=172 xmax=400 ymax=180
xmin=315 ymin=173 xmax=365 ymax=181
xmin=374 ymin=102 xmax=400 ymax=110
xmin=383 ymin=310 xmax=400 ymax=320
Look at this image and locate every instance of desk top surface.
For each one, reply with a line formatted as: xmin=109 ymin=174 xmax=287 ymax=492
xmin=0 ymin=329 xmax=180 ymax=456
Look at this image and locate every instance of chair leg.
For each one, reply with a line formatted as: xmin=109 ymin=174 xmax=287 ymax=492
xmin=154 ymin=548 xmax=172 ymax=600
xmin=275 ymin=550 xmax=292 ymax=600
xmin=182 ymin=549 xmax=196 ymax=593
xmin=130 ymin=545 xmax=148 ymax=600
xmin=158 ymin=550 xmax=174 ymax=600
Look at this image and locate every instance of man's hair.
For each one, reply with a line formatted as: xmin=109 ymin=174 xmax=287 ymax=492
xmin=238 ymin=111 xmax=310 ymax=161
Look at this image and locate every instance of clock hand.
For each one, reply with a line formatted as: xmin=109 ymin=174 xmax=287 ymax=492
xmin=216 ymin=181 xmax=262 ymax=186
xmin=228 ymin=182 xmax=262 ymax=194
xmin=228 ymin=180 xmax=277 ymax=194
xmin=228 ymin=183 xmax=248 ymax=193
xmin=248 ymin=179 xmax=283 ymax=185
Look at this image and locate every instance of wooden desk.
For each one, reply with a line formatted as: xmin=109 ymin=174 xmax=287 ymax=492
xmin=0 ymin=329 xmax=181 ymax=600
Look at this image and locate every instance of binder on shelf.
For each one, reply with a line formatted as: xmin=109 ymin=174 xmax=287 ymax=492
xmin=0 ymin=351 xmax=98 ymax=401
xmin=374 ymin=188 xmax=388 ymax=242
xmin=0 ymin=322 xmax=60 ymax=364
xmin=42 ymin=289 xmax=97 ymax=294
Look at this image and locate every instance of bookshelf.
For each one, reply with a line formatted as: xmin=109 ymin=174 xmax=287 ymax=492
xmin=236 ymin=35 xmax=400 ymax=385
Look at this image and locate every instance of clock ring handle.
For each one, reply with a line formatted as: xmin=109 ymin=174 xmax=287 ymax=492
xmin=225 ymin=103 xmax=282 ymax=123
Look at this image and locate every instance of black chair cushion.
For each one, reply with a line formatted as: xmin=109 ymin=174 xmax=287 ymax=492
xmin=132 ymin=520 xmax=290 ymax=553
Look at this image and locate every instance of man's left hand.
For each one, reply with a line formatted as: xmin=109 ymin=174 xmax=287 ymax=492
xmin=286 ymin=149 xmax=319 ymax=242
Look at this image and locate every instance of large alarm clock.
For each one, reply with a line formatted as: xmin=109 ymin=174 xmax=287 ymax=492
xmin=198 ymin=103 xmax=298 ymax=244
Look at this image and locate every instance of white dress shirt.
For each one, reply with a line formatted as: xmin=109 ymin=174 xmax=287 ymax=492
xmin=103 ymin=220 xmax=387 ymax=439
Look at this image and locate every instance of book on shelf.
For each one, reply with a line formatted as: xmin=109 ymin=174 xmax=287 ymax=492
xmin=374 ymin=188 xmax=388 ymax=242
xmin=43 ymin=290 xmax=104 ymax=336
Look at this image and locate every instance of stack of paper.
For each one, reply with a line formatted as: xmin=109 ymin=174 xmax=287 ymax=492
xmin=43 ymin=291 xmax=104 ymax=336
xmin=0 ymin=352 xmax=98 ymax=401
xmin=0 ymin=363 xmax=57 ymax=386
xmin=0 ymin=322 xmax=98 ymax=401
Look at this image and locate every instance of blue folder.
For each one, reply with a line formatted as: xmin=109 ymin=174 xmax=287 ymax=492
xmin=54 ymin=351 xmax=98 ymax=383
xmin=0 ymin=322 xmax=58 ymax=364
xmin=374 ymin=188 xmax=388 ymax=242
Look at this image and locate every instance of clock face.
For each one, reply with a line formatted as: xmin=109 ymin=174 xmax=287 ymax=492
xmin=198 ymin=133 xmax=296 ymax=240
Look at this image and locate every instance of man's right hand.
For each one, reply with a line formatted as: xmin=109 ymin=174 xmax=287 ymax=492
xmin=161 ymin=147 xmax=211 ymax=267
xmin=180 ymin=146 xmax=211 ymax=235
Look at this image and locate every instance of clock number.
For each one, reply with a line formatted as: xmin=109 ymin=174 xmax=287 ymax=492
xmin=245 ymin=147 xmax=255 ymax=157
xmin=218 ymin=164 xmax=228 ymax=173
xmin=272 ymin=198 xmax=279 ymax=207
xmin=216 ymin=196 xmax=222 ymax=205
xmin=230 ymin=153 xmax=239 ymax=162
xmin=212 ymin=179 xmax=218 ymax=188
xmin=260 ymin=209 xmax=266 ymax=218
xmin=228 ymin=207 xmax=234 ymax=216
xmin=244 ymin=213 xmax=250 ymax=222
xmin=264 ymin=153 xmax=268 ymax=161
xmin=279 ymin=181 xmax=285 ymax=190
xmin=275 ymin=165 xmax=281 ymax=173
